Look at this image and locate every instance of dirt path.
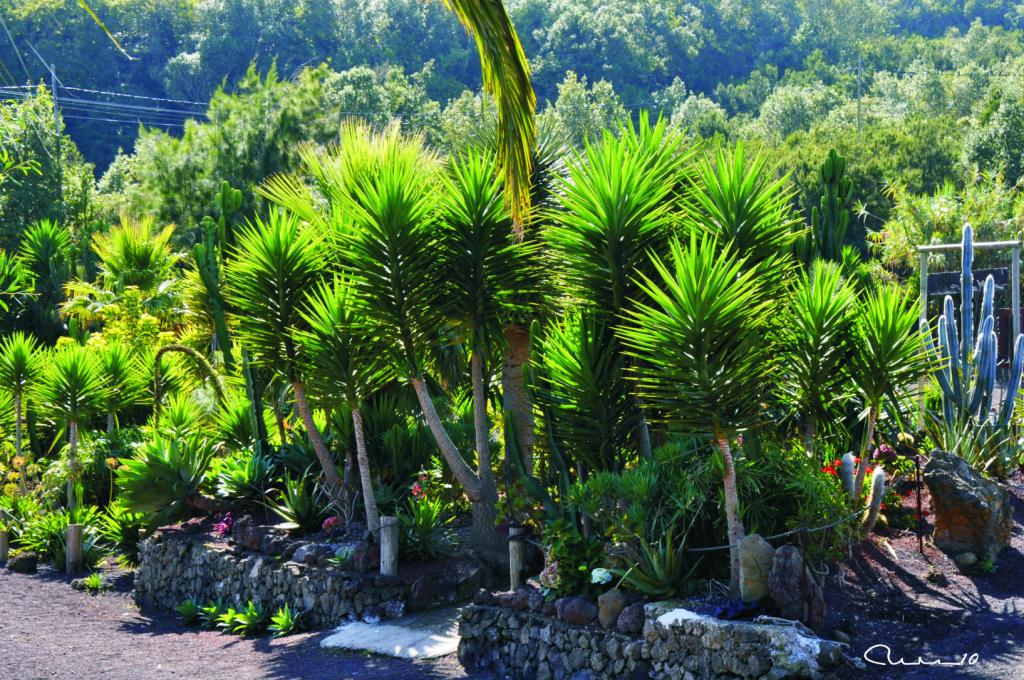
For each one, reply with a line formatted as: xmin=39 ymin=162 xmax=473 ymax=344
xmin=834 ymin=472 xmax=1024 ymax=679
xmin=0 ymin=568 xmax=485 ymax=680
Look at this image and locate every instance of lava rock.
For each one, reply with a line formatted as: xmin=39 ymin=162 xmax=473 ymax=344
xmin=616 ymin=602 xmax=645 ymax=635
xmin=361 ymin=605 xmax=382 ymax=624
xmin=231 ymin=515 xmax=266 ymax=551
xmin=954 ymin=552 xmax=978 ymax=569
xmin=560 ymin=596 xmax=598 ymax=627
xmin=409 ymin=578 xmax=438 ymax=610
xmin=293 ymin=544 xmax=320 ymax=565
xmin=472 ymin=588 xmax=495 ymax=605
xmin=738 ymin=533 xmax=776 ymax=602
xmin=768 ymin=545 xmax=827 ymax=632
xmin=351 ymin=541 xmax=379 ymax=573
xmin=597 ymin=588 xmax=627 ymax=629
xmin=924 ymin=450 xmax=1013 ymax=562
xmin=382 ymin=598 xmax=406 ymax=619
xmin=6 ymin=551 xmax=38 ymax=574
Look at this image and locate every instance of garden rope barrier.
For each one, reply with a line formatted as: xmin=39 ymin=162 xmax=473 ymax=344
xmin=509 ymin=507 xmax=865 ymax=555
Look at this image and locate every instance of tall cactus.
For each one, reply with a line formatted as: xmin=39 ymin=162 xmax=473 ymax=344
xmin=932 ymin=223 xmax=1024 ymax=432
xmin=798 ymin=149 xmax=852 ymax=264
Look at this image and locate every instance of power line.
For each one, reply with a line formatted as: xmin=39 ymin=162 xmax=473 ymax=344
xmin=59 ymin=85 xmax=207 ymax=107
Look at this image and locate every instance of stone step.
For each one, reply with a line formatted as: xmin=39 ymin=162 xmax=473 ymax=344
xmin=320 ymin=605 xmax=463 ymax=659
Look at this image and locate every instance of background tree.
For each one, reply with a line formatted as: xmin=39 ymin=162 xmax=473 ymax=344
xmin=0 ymin=331 xmax=40 ymax=494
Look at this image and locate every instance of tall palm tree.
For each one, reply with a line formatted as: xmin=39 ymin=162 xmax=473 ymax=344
xmin=776 ymin=261 xmax=857 ymax=456
xmin=618 ymin=234 xmax=776 ymax=592
xmin=0 ymin=332 xmax=41 ymax=495
xmin=223 ymin=211 xmax=348 ymax=511
xmin=301 ymin=278 xmax=394 ymax=538
xmin=849 ymin=285 xmax=934 ymax=496
xmin=36 ymin=345 xmax=109 ymax=509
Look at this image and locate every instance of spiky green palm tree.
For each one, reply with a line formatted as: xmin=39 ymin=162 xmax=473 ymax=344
xmin=300 ymin=277 xmax=394 ymax=537
xmin=36 ymin=345 xmax=109 ymax=509
xmin=0 ymin=249 xmax=32 ymax=318
xmin=0 ymin=332 xmax=41 ymax=494
xmin=438 ymin=148 xmax=538 ymax=496
xmin=618 ymin=234 xmax=776 ymax=592
xmin=97 ymin=341 xmax=145 ymax=433
xmin=91 ymin=217 xmax=181 ymax=293
xmin=18 ymin=220 xmax=73 ymax=342
xmin=546 ymin=115 xmax=693 ymax=461
xmin=849 ymin=285 xmax=934 ymax=496
xmin=776 ymin=261 xmax=857 ymax=456
xmin=223 ymin=211 xmax=347 ymax=510
xmin=683 ymin=143 xmax=803 ymax=269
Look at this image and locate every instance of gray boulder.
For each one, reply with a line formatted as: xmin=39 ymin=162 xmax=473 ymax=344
xmin=6 ymin=551 xmax=38 ymax=574
xmin=768 ymin=545 xmax=826 ymax=632
xmin=738 ymin=533 xmax=776 ymax=602
xmin=924 ymin=449 xmax=1013 ymax=562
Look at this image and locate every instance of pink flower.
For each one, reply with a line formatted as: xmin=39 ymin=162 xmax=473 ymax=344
xmin=411 ymin=482 xmax=425 ymax=499
xmin=322 ymin=516 xmax=340 ymax=532
xmin=212 ymin=512 xmax=233 ymax=537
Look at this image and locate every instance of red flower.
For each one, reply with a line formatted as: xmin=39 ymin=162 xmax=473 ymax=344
xmin=322 ymin=516 xmax=339 ymax=532
xmin=411 ymin=482 xmax=425 ymax=499
xmin=833 ymin=459 xmax=842 ymax=469
xmin=881 ymin=503 xmax=887 ymax=510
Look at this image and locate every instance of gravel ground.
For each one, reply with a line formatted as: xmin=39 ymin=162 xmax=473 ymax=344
xmin=0 ymin=567 xmax=488 ymax=680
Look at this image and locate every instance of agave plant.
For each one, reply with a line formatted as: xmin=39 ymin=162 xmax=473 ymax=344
xmin=36 ymin=345 xmax=110 ymax=509
xmin=266 ymin=471 xmax=327 ymax=534
xmin=224 ymin=211 xmax=347 ymax=510
xmin=215 ymin=449 xmax=277 ymax=511
xmin=116 ymin=435 xmax=218 ymax=529
xmin=0 ymin=331 xmax=41 ymax=494
xmin=617 ymin=234 xmax=776 ymax=592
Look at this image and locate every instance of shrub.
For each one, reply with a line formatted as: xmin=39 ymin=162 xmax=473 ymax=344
xmin=214 ymin=448 xmax=277 ymax=509
xmin=266 ymin=471 xmax=326 ymax=534
xmin=398 ymin=496 xmax=454 ymax=562
xmin=18 ymin=505 xmax=105 ymax=568
xmin=268 ymin=604 xmax=303 ymax=637
xmin=94 ymin=501 xmax=146 ymax=567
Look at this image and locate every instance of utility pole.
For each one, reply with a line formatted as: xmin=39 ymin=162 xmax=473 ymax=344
xmin=856 ymin=53 xmax=862 ymax=146
xmin=50 ymin=63 xmax=63 ymax=222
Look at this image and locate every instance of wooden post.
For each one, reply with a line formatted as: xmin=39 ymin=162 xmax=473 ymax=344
xmin=918 ymin=249 xmax=929 ymax=427
xmin=1012 ymin=244 xmax=1020 ymax=352
xmin=66 ymin=523 xmax=83 ymax=575
xmin=509 ymin=526 xmax=525 ymax=590
xmin=379 ymin=516 xmax=398 ymax=577
xmin=0 ymin=531 xmax=9 ymax=563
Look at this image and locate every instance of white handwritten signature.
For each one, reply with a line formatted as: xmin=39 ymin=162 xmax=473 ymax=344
xmin=863 ymin=644 xmax=980 ymax=667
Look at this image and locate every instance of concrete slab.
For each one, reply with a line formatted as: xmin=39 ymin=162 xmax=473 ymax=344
xmin=320 ymin=606 xmax=463 ymax=659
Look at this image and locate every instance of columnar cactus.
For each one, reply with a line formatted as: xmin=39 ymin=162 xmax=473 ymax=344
xmin=861 ymin=466 xmax=887 ymax=534
xmin=932 ymin=224 xmax=1024 ymax=431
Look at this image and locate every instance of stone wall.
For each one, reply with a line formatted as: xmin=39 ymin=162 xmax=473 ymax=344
xmin=458 ymin=600 xmax=845 ymax=680
xmin=133 ymin=531 xmax=409 ymax=629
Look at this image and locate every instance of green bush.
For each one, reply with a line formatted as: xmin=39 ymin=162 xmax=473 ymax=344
xmin=398 ymin=496 xmax=455 ymax=562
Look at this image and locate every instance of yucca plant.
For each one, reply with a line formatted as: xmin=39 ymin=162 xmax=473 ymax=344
xmin=683 ymin=143 xmax=802 ymax=271
xmin=300 ymin=277 xmax=393 ymax=537
xmin=36 ymin=345 xmax=110 ymax=509
xmin=776 ymin=261 xmax=857 ymax=455
xmin=848 ymin=285 xmax=934 ymax=496
xmin=0 ymin=331 xmax=41 ymax=494
xmin=618 ymin=234 xmax=776 ymax=592
xmin=332 ymin=124 xmax=506 ymax=556
xmin=97 ymin=341 xmax=145 ymax=433
xmin=0 ymin=249 xmax=32 ymax=316
xmin=18 ymin=220 xmax=72 ymax=342
xmin=224 ymin=211 xmax=346 ymax=510
xmin=116 ymin=435 xmax=218 ymax=529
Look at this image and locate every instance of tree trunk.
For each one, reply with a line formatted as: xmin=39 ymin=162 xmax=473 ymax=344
xmin=411 ymin=376 xmax=504 ymax=559
xmin=803 ymin=418 xmax=817 ymax=458
xmin=501 ymin=324 xmax=534 ymax=475
xmin=471 ymin=351 xmax=494 ymax=488
xmin=14 ymin=393 xmax=27 ymax=496
xmin=854 ymin=405 xmax=878 ymax=498
xmin=716 ymin=436 xmax=746 ymax=594
xmin=67 ymin=420 xmax=79 ymax=511
xmin=352 ymin=407 xmax=380 ymax=539
xmin=107 ymin=411 xmax=115 ymax=434
xmin=291 ymin=381 xmax=347 ymax=510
